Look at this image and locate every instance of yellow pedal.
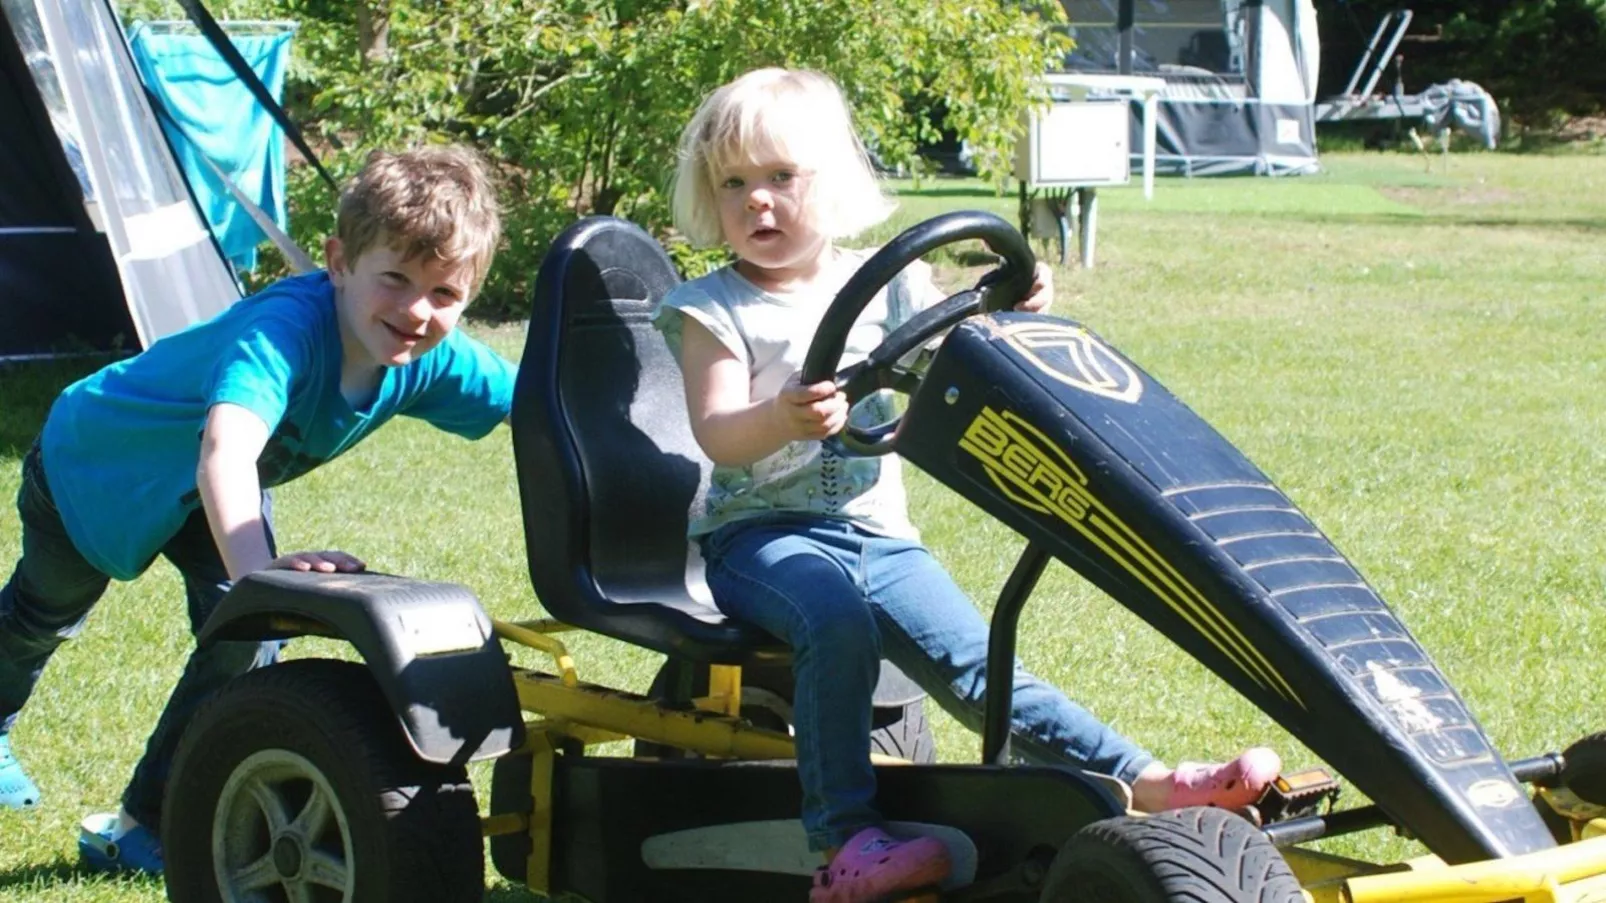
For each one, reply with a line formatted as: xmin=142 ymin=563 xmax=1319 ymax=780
xmin=1275 ymin=768 xmax=1337 ymax=794
xmin=1255 ymin=767 xmax=1341 ymax=824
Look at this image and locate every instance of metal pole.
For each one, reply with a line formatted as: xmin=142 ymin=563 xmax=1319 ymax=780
xmin=1262 ymin=754 xmax=1566 ymax=847
xmin=1359 ymin=10 xmax=1414 ymax=99
xmin=982 ymin=544 xmax=1051 ymax=765
xmin=1341 ymin=12 xmax=1393 ymax=97
xmin=1118 ymin=0 xmax=1134 ymax=75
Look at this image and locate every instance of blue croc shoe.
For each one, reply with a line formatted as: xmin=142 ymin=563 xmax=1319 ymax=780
xmin=79 ymin=812 xmax=164 ymax=876
xmin=0 ymin=732 xmax=40 ymax=809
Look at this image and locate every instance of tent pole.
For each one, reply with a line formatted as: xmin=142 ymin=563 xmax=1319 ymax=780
xmin=1118 ymin=0 xmax=1134 ymax=74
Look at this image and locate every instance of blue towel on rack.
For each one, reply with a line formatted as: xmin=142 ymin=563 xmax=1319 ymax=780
xmin=129 ymin=26 xmax=292 ymax=274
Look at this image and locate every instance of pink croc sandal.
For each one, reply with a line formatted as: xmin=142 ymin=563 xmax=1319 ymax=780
xmin=810 ymin=826 xmax=951 ymax=903
xmin=1164 ymin=746 xmax=1282 ymax=810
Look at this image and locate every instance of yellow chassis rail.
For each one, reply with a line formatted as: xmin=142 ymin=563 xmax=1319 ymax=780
xmin=1289 ymin=827 xmax=1606 ymax=903
xmin=487 ymin=618 xmax=877 ymax=894
xmin=490 ymin=618 xmax=1606 ymax=903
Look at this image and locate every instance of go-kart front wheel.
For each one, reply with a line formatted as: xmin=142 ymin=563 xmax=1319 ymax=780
xmin=1563 ymin=732 xmax=1606 ymax=805
xmin=1039 ymin=807 xmax=1302 ymax=903
xmin=162 ymin=659 xmax=483 ymax=903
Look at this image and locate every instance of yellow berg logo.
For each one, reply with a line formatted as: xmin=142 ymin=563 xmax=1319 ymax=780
xmin=959 ymin=406 xmax=1093 ymax=525
xmin=1002 ymin=322 xmax=1143 ymax=404
xmin=959 ymin=406 xmax=1302 ymax=708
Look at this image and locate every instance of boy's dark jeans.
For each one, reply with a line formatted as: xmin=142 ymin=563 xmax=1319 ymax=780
xmin=0 ymin=440 xmax=282 ymax=828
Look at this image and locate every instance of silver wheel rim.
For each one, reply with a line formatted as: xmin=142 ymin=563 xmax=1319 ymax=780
xmin=212 ymin=749 xmax=355 ymax=903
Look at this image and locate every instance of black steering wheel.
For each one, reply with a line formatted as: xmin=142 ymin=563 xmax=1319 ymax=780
xmin=799 ymin=210 xmax=1036 ymax=456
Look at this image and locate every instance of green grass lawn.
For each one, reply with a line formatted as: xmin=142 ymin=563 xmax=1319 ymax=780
xmin=1 ymin=149 xmax=1603 ymax=900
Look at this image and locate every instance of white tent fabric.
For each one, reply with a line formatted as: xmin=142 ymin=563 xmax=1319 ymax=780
xmin=1 ymin=0 xmax=238 ymax=359
xmin=1256 ymin=0 xmax=1319 ymax=105
xmin=1060 ymin=0 xmax=1322 ymax=176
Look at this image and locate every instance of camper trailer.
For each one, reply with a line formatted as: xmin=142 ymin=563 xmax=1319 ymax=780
xmin=1059 ymin=0 xmax=1322 ymax=176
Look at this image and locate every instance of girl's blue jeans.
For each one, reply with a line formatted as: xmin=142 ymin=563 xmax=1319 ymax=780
xmin=702 ymin=514 xmax=1155 ymax=852
xmin=0 ymin=440 xmax=282 ymax=828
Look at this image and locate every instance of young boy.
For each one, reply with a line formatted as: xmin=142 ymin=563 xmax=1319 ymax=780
xmin=0 ymin=145 xmax=516 ymax=874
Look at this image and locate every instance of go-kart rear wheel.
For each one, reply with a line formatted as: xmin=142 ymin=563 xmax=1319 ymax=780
xmin=163 ymin=659 xmax=483 ymax=903
xmin=1039 ymin=807 xmax=1302 ymax=903
xmin=870 ymin=695 xmax=935 ymax=764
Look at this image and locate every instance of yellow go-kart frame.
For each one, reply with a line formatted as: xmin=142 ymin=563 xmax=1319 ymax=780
xmin=487 ymin=617 xmax=1606 ymax=903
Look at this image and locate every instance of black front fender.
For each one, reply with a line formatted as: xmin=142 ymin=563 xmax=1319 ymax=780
xmin=199 ymin=570 xmax=523 ymax=766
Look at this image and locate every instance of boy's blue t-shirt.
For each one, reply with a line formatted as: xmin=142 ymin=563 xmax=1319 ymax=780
xmin=40 ymin=271 xmax=516 ymax=580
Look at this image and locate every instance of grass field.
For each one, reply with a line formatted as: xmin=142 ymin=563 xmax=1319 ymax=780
xmin=1 ymin=149 xmax=1602 ymax=900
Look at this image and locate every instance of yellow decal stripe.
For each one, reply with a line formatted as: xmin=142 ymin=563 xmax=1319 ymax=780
xmin=1006 ymin=410 xmax=1300 ymax=705
xmin=961 ymin=407 xmax=1303 ymax=708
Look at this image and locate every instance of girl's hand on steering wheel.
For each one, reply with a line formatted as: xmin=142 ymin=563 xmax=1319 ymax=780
xmin=772 ymin=372 xmax=850 ymax=441
xmin=1016 ymin=262 xmax=1054 ymax=313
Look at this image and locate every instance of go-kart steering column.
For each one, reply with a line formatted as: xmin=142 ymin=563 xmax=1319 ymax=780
xmin=982 ymin=543 xmax=1052 ymax=766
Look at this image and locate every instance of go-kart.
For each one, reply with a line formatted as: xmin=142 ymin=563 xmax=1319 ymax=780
xmin=159 ymin=211 xmax=1606 ymax=903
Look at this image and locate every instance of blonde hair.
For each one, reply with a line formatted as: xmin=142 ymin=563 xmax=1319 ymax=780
xmin=672 ymin=68 xmax=896 ymax=249
xmin=337 ymin=145 xmax=502 ymax=291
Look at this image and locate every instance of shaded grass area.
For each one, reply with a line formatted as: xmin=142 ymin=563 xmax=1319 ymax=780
xmin=0 ymin=358 xmax=108 ymax=459
xmin=0 ymin=151 xmax=1602 ymax=899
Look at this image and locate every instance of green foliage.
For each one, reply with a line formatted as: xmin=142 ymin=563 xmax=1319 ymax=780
xmin=1440 ymin=0 xmax=1606 ymax=125
xmin=118 ymin=0 xmax=1066 ymax=316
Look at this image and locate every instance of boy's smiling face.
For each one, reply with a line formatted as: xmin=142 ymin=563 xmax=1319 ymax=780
xmin=326 ymin=237 xmax=476 ymax=372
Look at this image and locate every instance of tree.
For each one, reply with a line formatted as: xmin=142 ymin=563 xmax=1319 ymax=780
xmin=122 ymin=0 xmax=1066 ymax=314
xmin=1441 ymin=0 xmax=1606 ymax=126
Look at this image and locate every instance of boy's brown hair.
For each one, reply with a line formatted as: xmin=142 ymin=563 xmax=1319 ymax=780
xmin=336 ymin=145 xmax=502 ymax=292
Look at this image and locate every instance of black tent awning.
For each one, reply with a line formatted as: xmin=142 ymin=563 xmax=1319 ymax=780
xmin=1 ymin=5 xmax=134 ymax=358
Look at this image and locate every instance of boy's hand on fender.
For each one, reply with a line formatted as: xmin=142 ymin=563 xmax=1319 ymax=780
xmin=773 ymin=372 xmax=849 ymax=440
xmin=268 ymin=550 xmax=367 ymax=574
xmin=1015 ymin=261 xmax=1054 ymax=313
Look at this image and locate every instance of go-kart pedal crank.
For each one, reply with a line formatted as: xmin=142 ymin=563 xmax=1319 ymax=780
xmin=1246 ymin=768 xmax=1341 ymax=826
xmin=1535 ymin=785 xmax=1606 ymax=843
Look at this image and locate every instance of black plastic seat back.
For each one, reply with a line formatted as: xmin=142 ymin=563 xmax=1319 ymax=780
xmin=513 ymin=216 xmax=777 ymax=662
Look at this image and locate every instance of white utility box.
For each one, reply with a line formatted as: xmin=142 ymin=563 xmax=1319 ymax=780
xmin=1013 ymin=73 xmax=1165 ymax=269
xmin=1014 ymin=100 xmax=1130 ymax=187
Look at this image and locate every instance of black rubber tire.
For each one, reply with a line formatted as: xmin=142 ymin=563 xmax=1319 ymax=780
xmin=870 ymin=696 xmax=936 ymax=764
xmin=163 ymin=659 xmax=484 ymax=903
xmin=634 ymin=659 xmax=936 ymax=764
xmin=1562 ymin=732 xmax=1606 ymax=806
xmin=1039 ymin=807 xmax=1303 ymax=903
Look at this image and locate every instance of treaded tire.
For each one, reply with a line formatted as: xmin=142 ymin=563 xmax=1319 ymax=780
xmin=870 ymin=697 xmax=936 ymax=764
xmin=162 ymin=659 xmax=483 ymax=903
xmin=1039 ymin=807 xmax=1303 ymax=903
xmin=1562 ymin=732 xmax=1606 ymax=805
